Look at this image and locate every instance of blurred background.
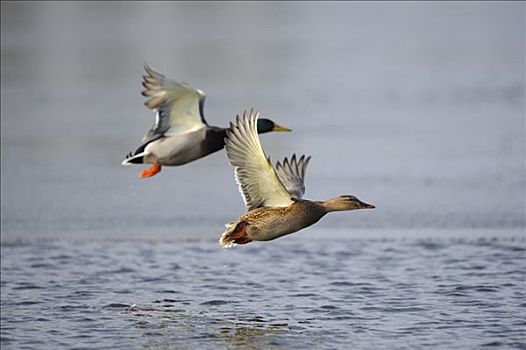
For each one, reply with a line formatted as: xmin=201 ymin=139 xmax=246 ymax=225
xmin=1 ymin=2 xmax=524 ymax=242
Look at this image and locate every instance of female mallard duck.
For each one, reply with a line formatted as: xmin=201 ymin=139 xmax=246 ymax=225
xmin=122 ymin=65 xmax=291 ymax=178
xmin=219 ymin=109 xmax=375 ymax=248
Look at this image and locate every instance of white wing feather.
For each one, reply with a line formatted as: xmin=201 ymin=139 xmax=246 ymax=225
xmin=141 ymin=65 xmax=206 ymax=143
xmin=225 ymin=109 xmax=294 ymax=212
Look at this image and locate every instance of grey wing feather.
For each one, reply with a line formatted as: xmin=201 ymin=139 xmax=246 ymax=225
xmin=274 ymin=154 xmax=311 ymax=199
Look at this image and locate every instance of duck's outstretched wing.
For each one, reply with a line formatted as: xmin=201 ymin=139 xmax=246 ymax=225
xmin=140 ymin=64 xmax=207 ymax=144
xmin=274 ymin=154 xmax=311 ymax=199
xmin=225 ymin=109 xmax=294 ymax=212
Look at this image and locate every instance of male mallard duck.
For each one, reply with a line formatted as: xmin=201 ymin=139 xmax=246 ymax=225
xmin=122 ymin=65 xmax=291 ymax=178
xmin=219 ymin=109 xmax=375 ymax=248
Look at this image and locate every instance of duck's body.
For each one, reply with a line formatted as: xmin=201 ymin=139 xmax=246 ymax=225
xmin=221 ymin=200 xmax=326 ymax=245
xmin=219 ymin=109 xmax=375 ymax=248
xmin=122 ymin=65 xmax=290 ymax=178
xmin=136 ymin=126 xmax=225 ymax=166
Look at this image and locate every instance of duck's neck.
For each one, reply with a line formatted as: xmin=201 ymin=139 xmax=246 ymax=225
xmin=204 ymin=126 xmax=228 ymax=152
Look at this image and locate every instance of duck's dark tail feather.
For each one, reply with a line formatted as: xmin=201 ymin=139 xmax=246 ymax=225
xmin=121 ymin=151 xmax=146 ymax=165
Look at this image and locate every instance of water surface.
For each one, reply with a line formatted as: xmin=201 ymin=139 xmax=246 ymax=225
xmin=1 ymin=234 xmax=525 ymax=349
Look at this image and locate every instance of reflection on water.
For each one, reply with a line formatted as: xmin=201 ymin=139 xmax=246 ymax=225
xmin=1 ymin=2 xmax=524 ymax=240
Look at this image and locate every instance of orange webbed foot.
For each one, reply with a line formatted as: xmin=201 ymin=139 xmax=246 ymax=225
xmin=139 ymin=163 xmax=161 ymax=178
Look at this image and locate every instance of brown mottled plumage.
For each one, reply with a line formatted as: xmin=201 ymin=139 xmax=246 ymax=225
xmin=219 ymin=110 xmax=375 ymax=248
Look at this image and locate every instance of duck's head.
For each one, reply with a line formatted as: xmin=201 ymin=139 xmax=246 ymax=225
xmin=322 ymin=195 xmax=376 ymax=212
xmin=256 ymin=118 xmax=292 ymax=134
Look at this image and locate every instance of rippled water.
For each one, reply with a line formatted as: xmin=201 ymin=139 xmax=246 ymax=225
xmin=1 ymin=234 xmax=524 ymax=349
